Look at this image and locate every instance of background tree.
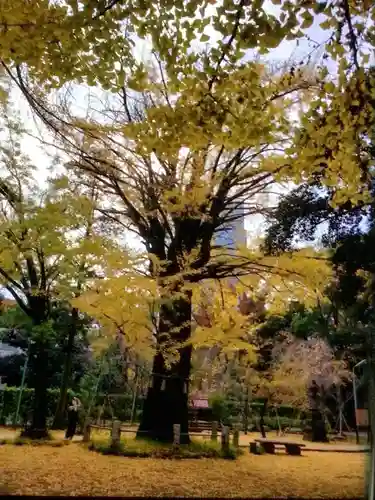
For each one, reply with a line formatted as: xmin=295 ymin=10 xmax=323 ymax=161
xmin=0 ymin=302 xmax=92 ymax=390
xmin=267 ymin=334 xmax=351 ymax=442
xmin=0 ymin=102 xmax=120 ymax=436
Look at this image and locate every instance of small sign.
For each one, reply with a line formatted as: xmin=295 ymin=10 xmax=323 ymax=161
xmin=191 ymin=398 xmax=209 ymax=409
xmin=356 ymin=409 xmax=369 ymax=427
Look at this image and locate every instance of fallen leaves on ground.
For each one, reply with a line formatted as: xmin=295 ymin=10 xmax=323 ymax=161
xmin=0 ymin=441 xmax=366 ymax=498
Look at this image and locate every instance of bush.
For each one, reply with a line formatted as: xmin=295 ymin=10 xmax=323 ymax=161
xmin=209 ymin=394 xmax=234 ymax=425
xmin=88 ymin=437 xmax=241 ymax=460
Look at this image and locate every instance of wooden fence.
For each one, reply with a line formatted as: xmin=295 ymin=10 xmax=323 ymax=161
xmin=83 ymin=419 xmax=240 ymax=451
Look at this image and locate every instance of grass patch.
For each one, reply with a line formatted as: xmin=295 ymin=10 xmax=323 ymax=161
xmin=88 ymin=436 xmax=241 ymax=460
xmin=0 ymin=435 xmax=68 ymax=447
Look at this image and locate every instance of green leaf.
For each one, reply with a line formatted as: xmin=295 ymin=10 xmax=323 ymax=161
xmin=301 ymin=12 xmax=313 ymax=30
xmin=320 ymin=19 xmax=332 ymax=30
xmin=324 ymin=81 xmax=335 ymax=93
xmin=362 ymin=53 xmax=370 ymax=65
xmin=200 ymin=34 xmax=210 ymax=42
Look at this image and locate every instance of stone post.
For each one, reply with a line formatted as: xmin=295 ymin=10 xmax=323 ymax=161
xmin=211 ymin=421 xmax=218 ymax=442
xmin=221 ymin=425 xmax=230 ymax=453
xmin=110 ymin=420 xmax=121 ymax=450
xmin=173 ymin=424 xmax=181 ymax=449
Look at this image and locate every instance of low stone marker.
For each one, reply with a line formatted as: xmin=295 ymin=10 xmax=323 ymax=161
xmin=110 ymin=420 xmax=121 ymax=449
xmin=173 ymin=423 xmax=181 ymax=448
xmin=221 ymin=426 xmax=230 ymax=453
xmin=211 ymin=421 xmax=218 ymax=442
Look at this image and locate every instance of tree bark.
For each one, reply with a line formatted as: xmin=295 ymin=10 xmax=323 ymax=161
xmin=308 ymin=381 xmax=328 ymax=443
xmin=260 ymin=398 xmax=268 ymax=438
xmin=137 ymin=288 xmax=192 ymax=444
xmin=243 ymin=386 xmax=251 ymax=435
xmin=20 ymin=341 xmax=49 ymax=439
xmin=52 ymin=308 xmax=78 ymax=429
xmin=311 ymin=408 xmax=329 ymax=442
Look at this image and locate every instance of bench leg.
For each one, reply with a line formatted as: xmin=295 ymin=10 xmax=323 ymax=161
xmin=250 ymin=442 xmax=264 ymax=455
xmin=262 ymin=442 xmax=275 ymax=454
xmin=285 ymin=444 xmax=301 ymax=456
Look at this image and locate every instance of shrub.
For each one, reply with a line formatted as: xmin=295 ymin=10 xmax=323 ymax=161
xmin=209 ymin=395 xmax=234 ymax=425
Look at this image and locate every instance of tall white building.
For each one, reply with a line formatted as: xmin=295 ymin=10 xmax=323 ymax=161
xmin=214 ymin=200 xmax=247 ymax=250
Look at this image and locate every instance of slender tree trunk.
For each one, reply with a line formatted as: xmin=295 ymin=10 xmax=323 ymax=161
xmin=244 ymin=385 xmax=251 ymax=435
xmin=243 ymin=391 xmax=249 ymax=435
xmin=260 ymin=398 xmax=268 ymax=438
xmin=52 ymin=308 xmax=78 ymax=429
xmin=137 ymin=288 xmax=192 ymax=444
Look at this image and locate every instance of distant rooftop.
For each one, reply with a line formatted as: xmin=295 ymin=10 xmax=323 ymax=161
xmin=0 ymin=341 xmax=24 ymax=358
xmin=0 ymin=297 xmax=17 ymax=310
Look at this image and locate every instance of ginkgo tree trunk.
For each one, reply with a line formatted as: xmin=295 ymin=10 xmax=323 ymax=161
xmin=138 ymin=287 xmax=193 ymax=442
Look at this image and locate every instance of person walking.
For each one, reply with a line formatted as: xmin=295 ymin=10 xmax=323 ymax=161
xmin=65 ymin=396 xmax=81 ymax=440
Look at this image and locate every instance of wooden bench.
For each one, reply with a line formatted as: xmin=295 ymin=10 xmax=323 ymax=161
xmin=252 ymin=438 xmax=306 ymax=456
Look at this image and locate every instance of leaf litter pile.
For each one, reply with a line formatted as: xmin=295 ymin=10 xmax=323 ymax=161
xmin=0 ymin=442 xmax=365 ymax=497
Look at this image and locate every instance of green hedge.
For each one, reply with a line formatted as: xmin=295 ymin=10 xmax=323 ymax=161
xmin=210 ymin=394 xmax=304 ymax=426
xmin=241 ymin=416 xmax=305 ymax=432
xmin=0 ymin=387 xmax=145 ymax=426
xmin=0 ymin=386 xmax=304 ymax=429
xmin=0 ymin=387 xmax=77 ymax=425
xmin=249 ymin=401 xmax=302 ymax=419
xmin=259 ymin=416 xmax=306 ymax=430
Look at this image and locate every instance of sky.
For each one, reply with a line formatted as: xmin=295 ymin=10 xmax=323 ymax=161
xmin=7 ymin=2 xmax=340 ymax=252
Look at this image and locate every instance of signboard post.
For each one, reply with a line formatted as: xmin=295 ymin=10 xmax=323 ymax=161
xmin=355 ymin=409 xmax=369 ymax=428
xmin=0 ymin=376 xmax=6 ymax=423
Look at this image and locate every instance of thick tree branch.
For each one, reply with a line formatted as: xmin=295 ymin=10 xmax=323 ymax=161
xmin=4 ymin=285 xmax=30 ymax=316
xmin=0 ymin=267 xmax=25 ymax=295
xmin=342 ymin=0 xmax=360 ymax=71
